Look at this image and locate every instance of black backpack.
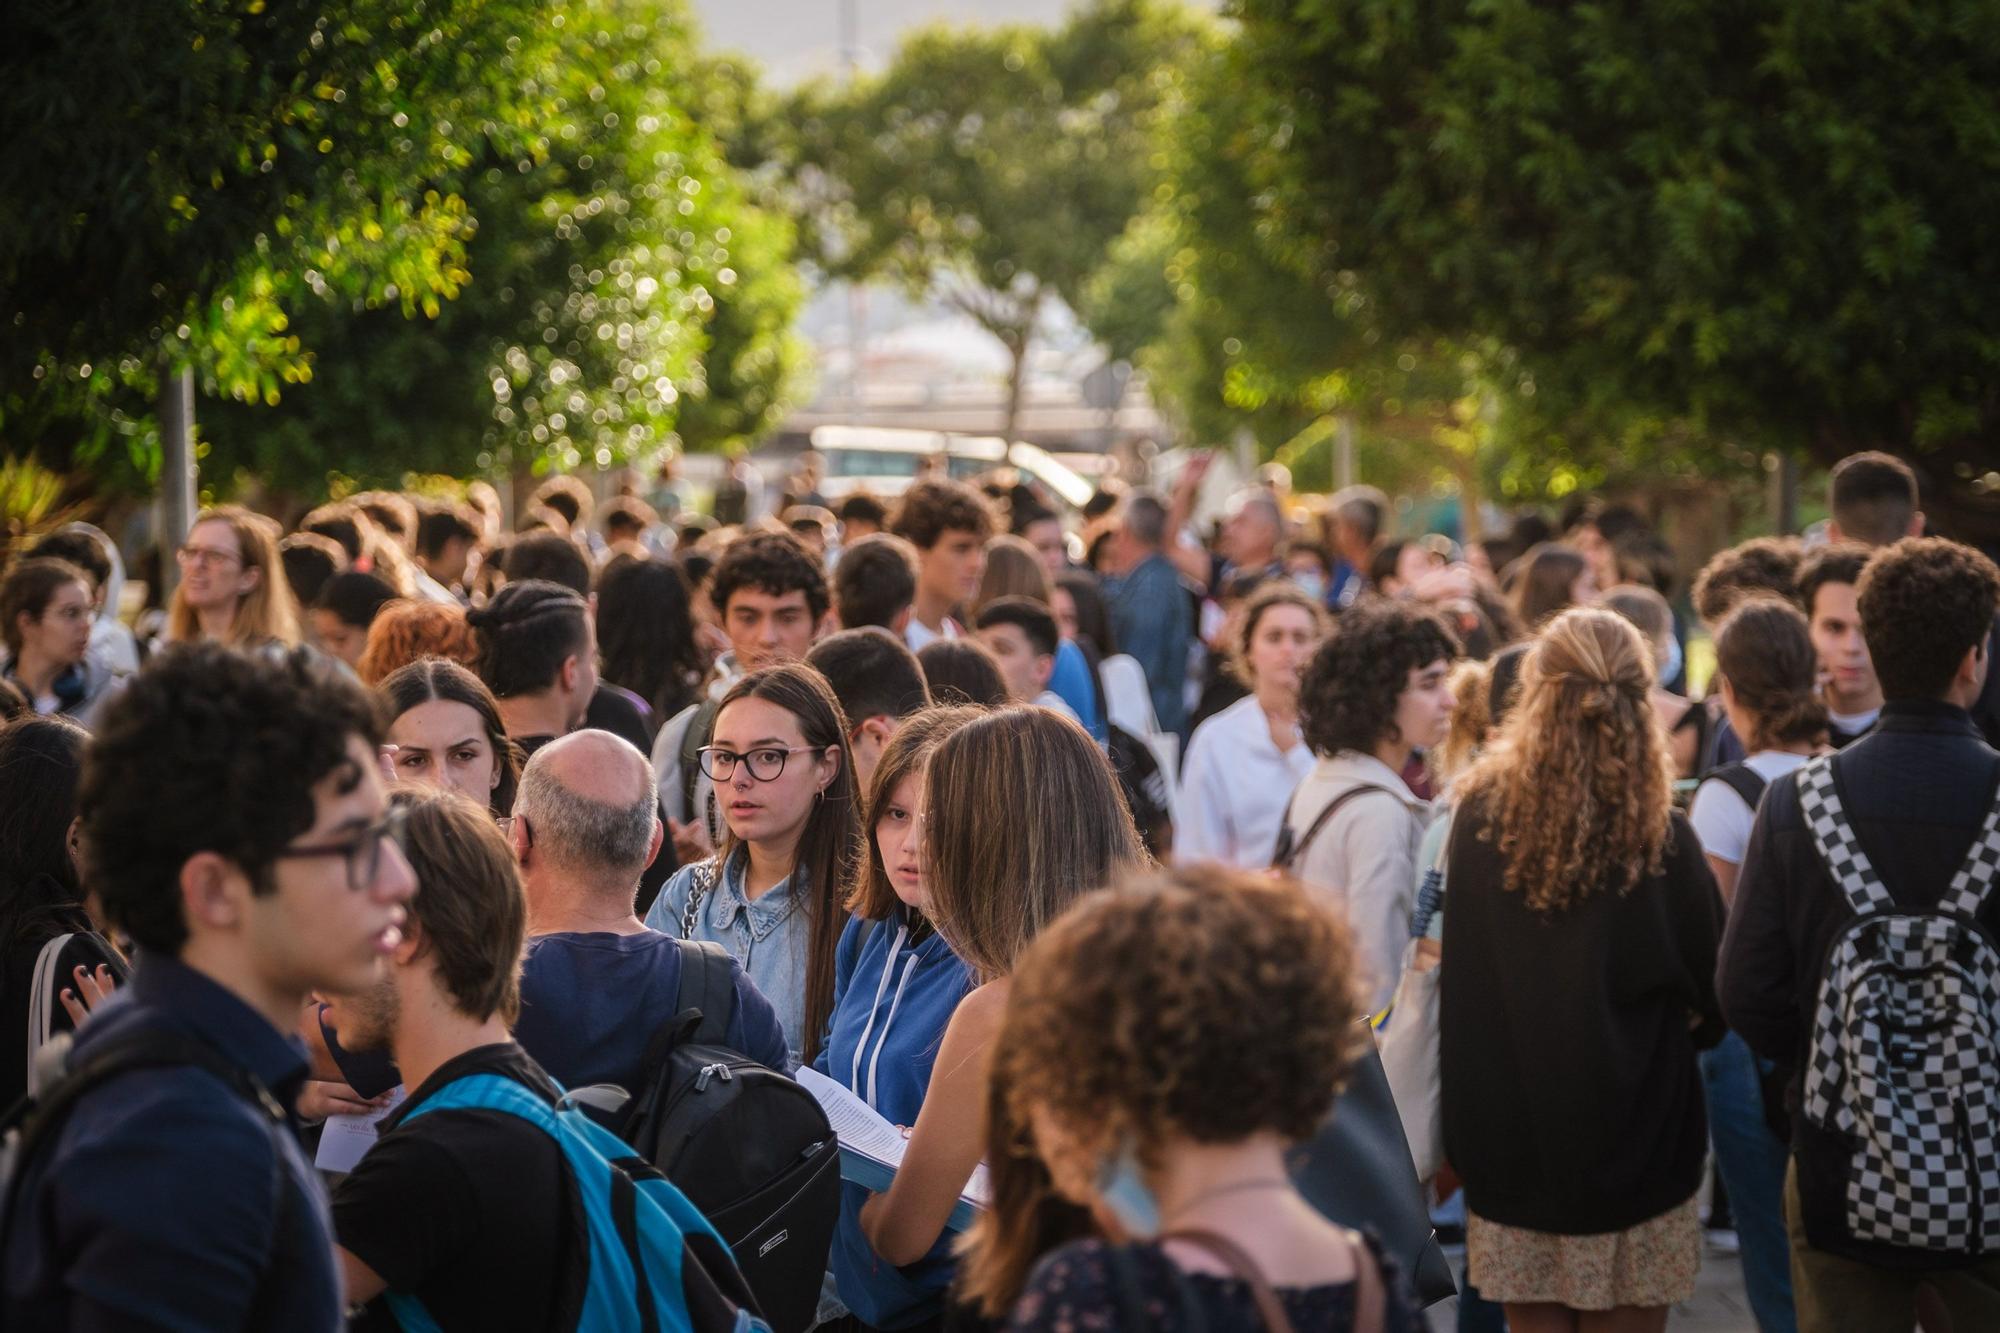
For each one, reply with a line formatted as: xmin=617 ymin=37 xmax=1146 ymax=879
xmin=612 ymin=934 xmax=840 ymax=1333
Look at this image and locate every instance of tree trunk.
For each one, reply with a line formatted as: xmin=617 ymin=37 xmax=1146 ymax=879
xmin=157 ymin=357 xmax=197 ymax=603
xmin=1000 ymin=333 xmax=1030 ymax=443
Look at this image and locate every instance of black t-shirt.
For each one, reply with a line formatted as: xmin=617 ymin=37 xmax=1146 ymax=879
xmin=332 ymin=1042 xmax=583 ymax=1331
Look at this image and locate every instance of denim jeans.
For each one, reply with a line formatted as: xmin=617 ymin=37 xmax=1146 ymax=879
xmin=1700 ymin=1031 xmax=1796 ymax=1333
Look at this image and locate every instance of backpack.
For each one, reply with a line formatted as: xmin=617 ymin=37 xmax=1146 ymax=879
xmin=610 ymin=929 xmax=840 ymax=1333
xmin=1703 ymin=761 xmax=1769 ymax=816
xmin=1796 ymin=754 xmax=2000 ymax=1251
xmin=678 ymin=697 xmax=724 ymax=845
xmin=384 ymin=1072 xmax=772 ymax=1333
xmin=0 ymin=1028 xmax=302 ymax=1320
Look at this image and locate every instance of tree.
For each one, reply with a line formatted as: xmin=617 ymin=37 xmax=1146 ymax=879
xmin=778 ymin=0 xmax=1205 ymax=438
xmin=1229 ymin=0 xmax=2000 ymax=537
xmin=200 ymin=0 xmax=804 ymax=495
xmin=2 ymin=0 xmax=558 ymax=489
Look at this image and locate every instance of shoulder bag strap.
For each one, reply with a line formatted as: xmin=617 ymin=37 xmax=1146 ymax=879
xmin=1273 ymin=784 xmax=1392 ymax=875
xmin=24 ymin=933 xmax=75 ymax=1094
xmin=1941 ymin=757 xmax=2000 ymax=920
xmin=1794 ymin=755 xmax=1896 ymax=917
xmin=1161 ymin=1229 xmax=1296 ymax=1333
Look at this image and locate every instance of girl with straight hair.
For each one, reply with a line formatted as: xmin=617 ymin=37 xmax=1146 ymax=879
xmin=1508 ymin=542 xmax=1596 ymax=631
xmin=814 ymin=706 xmax=983 ymax=1329
xmin=165 ymin=506 xmax=300 ymax=647
xmin=853 ymin=706 xmax=1144 ymax=1288
xmin=1441 ymin=608 xmax=1724 ymax=1333
xmin=645 ymin=663 xmax=863 ymax=1067
xmin=378 ymin=658 xmax=526 ymax=817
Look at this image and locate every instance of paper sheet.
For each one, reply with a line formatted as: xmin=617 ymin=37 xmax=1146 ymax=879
xmin=795 ymin=1066 xmax=989 ymax=1227
xmin=313 ymin=1087 xmax=405 ymax=1174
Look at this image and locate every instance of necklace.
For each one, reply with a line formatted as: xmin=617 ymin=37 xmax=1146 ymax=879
xmin=1159 ymin=1175 xmax=1293 ymax=1228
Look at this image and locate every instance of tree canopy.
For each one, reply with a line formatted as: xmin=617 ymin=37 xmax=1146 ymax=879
xmin=1229 ymin=0 xmax=2000 ymax=534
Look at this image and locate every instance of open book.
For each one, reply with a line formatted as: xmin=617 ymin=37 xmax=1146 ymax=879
xmin=795 ymin=1066 xmax=991 ymax=1233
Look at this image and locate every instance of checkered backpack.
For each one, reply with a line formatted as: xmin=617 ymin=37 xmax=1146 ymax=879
xmin=1797 ymin=755 xmax=2000 ymax=1252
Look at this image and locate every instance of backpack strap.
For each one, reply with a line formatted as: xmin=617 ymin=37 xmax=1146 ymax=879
xmin=1272 ymin=784 xmax=1393 ymax=875
xmin=1940 ymin=763 xmax=2000 ymax=920
xmin=1704 ymin=761 xmax=1769 ymax=815
xmin=673 ymin=940 xmax=737 ymax=1045
xmin=1795 ymin=755 xmax=1897 ymax=917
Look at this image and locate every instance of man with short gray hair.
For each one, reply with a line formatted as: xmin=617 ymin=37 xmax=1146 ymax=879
xmin=509 ymin=731 xmax=790 ymax=1095
xmin=1103 ymin=488 xmax=1195 ymax=738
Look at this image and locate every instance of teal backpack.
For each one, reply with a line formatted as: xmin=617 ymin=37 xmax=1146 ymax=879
xmin=382 ymin=1073 xmax=771 ymax=1333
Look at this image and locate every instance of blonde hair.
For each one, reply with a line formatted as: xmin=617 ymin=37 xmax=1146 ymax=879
xmin=845 ymin=705 xmax=983 ymax=920
xmin=1428 ymin=658 xmax=1492 ymax=791
xmin=1454 ymin=608 xmax=1674 ymax=912
xmin=922 ymin=707 xmax=1144 ymax=981
xmin=166 ymin=506 xmax=300 ymax=647
xmin=1227 ymin=580 xmax=1330 ymax=688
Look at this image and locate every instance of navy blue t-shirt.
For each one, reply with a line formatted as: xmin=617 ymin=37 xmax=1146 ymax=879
xmin=513 ymin=930 xmax=792 ymax=1093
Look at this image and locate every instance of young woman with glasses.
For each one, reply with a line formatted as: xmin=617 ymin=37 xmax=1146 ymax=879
xmin=644 ymin=662 xmax=863 ymax=1067
xmin=165 ymin=506 xmax=300 ymax=648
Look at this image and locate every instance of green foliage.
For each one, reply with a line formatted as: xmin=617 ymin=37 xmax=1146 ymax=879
xmin=778 ymin=0 xmax=1206 ymax=429
xmin=1228 ymin=0 xmax=2000 ymax=528
xmin=5 ymin=0 xmax=804 ymax=498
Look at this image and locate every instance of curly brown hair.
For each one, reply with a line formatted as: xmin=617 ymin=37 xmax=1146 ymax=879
xmin=1857 ymin=537 xmax=2000 ymax=701
xmin=1454 ymin=608 xmax=1675 ymax=913
xmin=708 ymin=528 xmax=830 ymax=622
xmin=1298 ymin=599 xmax=1459 ymax=756
xmin=889 ymin=478 xmax=995 ymax=550
xmin=958 ymin=863 xmax=1367 ymax=1315
xmin=1691 ymin=536 xmax=1803 ymax=626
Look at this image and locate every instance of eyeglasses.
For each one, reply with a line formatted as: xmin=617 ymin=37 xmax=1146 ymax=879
xmin=697 ymin=745 xmax=824 ymax=783
xmin=176 ymin=544 xmax=243 ymax=570
xmin=270 ymin=805 xmax=409 ymax=891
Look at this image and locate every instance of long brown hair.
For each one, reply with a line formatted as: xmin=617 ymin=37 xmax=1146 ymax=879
xmin=166 ymin=506 xmax=300 ymax=647
xmin=1713 ymin=597 xmax=1828 ymax=753
xmin=921 ymin=706 xmax=1145 ymax=982
xmin=715 ymin=664 xmax=864 ymax=1064
xmin=1509 ymin=542 xmax=1590 ymax=630
xmin=844 ymin=705 xmax=982 ymax=921
xmin=1454 ymin=608 xmax=1674 ymax=912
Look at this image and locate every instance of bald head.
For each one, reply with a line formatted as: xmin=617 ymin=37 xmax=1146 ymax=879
xmin=515 ymin=730 xmax=658 ymax=881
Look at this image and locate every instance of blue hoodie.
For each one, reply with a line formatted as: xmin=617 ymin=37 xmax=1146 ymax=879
xmin=813 ymin=911 xmax=974 ymax=1328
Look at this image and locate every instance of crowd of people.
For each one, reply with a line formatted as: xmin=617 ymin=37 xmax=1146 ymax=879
xmin=1 ymin=446 xmax=1998 ymax=1333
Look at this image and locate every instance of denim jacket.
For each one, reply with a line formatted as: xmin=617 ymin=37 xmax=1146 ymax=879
xmin=644 ymin=846 xmax=810 ymax=1068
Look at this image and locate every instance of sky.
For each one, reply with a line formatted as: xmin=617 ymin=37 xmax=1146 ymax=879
xmin=689 ymin=0 xmax=1091 ymax=84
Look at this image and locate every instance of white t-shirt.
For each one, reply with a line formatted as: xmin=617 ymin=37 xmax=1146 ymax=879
xmin=1829 ymin=706 xmax=1882 ymax=740
xmin=1033 ymin=689 xmax=1082 ymax=725
xmin=1688 ymin=751 xmax=1812 ymax=866
xmin=903 ymin=616 xmax=959 ymax=652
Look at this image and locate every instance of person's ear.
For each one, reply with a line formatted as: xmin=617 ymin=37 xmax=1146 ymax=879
xmin=180 ymin=851 xmax=249 ymax=934
xmin=391 ymin=918 xmax=424 ymax=966
xmin=66 ymin=816 xmax=83 ymax=870
xmin=510 ymin=813 xmax=533 ymax=865
xmin=560 ymin=654 xmax=580 ymax=695
xmin=890 ymin=606 xmax=912 ymax=637
xmin=239 ymin=563 xmax=262 ymax=597
xmin=644 ymin=813 xmax=664 ymax=867
xmin=1910 ymin=511 xmax=1927 ymax=538
xmin=818 ymin=743 xmax=843 ymax=790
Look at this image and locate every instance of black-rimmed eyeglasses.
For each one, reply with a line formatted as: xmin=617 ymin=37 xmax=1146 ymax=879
xmin=697 ymin=745 xmax=824 ymax=783
xmin=270 ymin=805 xmax=409 ymax=891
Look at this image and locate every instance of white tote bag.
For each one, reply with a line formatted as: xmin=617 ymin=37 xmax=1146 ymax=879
xmin=1375 ymin=825 xmax=1448 ymax=1183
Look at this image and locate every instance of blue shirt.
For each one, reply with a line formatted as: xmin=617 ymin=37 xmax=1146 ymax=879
xmin=646 ymin=847 xmax=813 ymax=1068
xmin=515 ymin=929 xmax=791 ymax=1090
xmin=1 ymin=952 xmax=340 ymax=1332
xmin=1104 ymin=552 xmax=1193 ymax=738
xmin=813 ymin=913 xmax=973 ymax=1328
xmin=1047 ymin=639 xmax=1106 ymax=743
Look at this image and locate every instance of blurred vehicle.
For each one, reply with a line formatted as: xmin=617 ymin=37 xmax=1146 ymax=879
xmin=807 ymin=425 xmax=1095 ymax=511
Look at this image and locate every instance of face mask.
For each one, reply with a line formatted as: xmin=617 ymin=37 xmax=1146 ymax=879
xmin=1657 ymin=632 xmax=1684 ymax=686
xmin=1291 ymin=572 xmax=1327 ymax=603
xmin=1095 ymin=1140 xmax=1161 ymax=1239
